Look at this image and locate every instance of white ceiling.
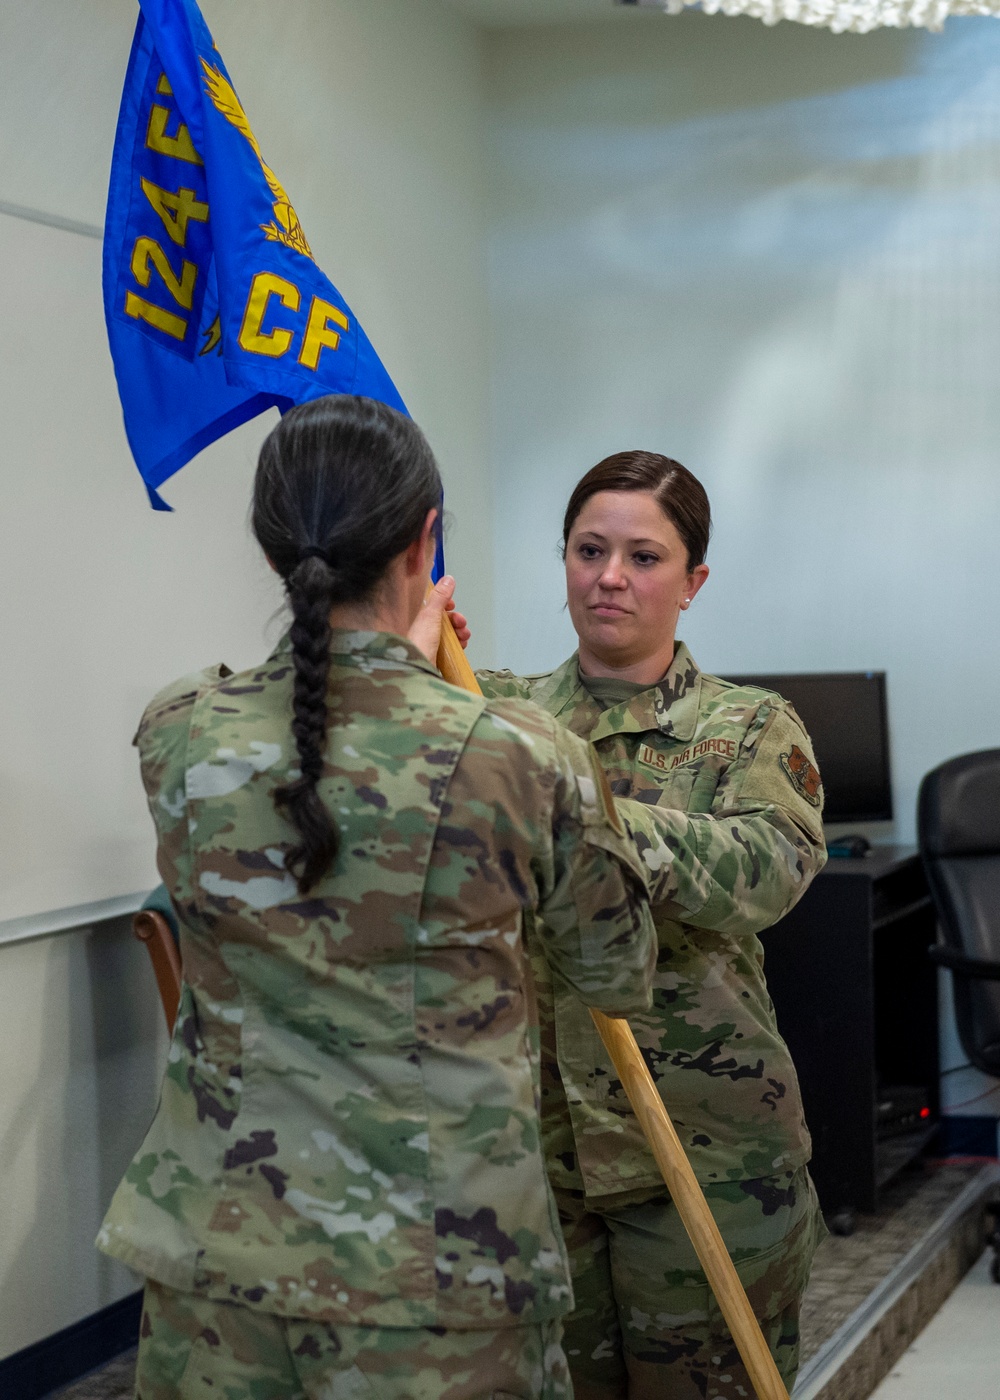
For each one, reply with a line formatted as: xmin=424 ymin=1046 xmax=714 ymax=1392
xmin=442 ymin=0 xmax=637 ymax=28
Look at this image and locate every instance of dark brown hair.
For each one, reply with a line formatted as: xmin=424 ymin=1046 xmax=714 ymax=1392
xmin=562 ymin=451 xmax=711 ymax=569
xmin=253 ymin=395 xmax=441 ymax=894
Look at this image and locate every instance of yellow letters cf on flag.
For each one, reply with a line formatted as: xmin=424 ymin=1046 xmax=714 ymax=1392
xmin=238 ymin=272 xmax=349 ymax=370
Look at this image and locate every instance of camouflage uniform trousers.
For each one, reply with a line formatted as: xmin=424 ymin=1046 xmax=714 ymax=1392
xmin=554 ymin=1167 xmax=825 ymax=1400
xmin=135 ymin=1280 xmax=571 ymax=1400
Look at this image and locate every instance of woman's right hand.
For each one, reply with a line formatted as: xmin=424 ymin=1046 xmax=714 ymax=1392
xmin=410 ymin=577 xmax=472 ymax=664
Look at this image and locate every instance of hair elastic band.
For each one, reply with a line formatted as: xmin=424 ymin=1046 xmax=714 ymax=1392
xmin=299 ymin=545 xmax=330 ymax=563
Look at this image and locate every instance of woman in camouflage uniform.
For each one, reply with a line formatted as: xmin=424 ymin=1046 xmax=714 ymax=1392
xmin=477 ymin=452 xmax=828 ymax=1400
xmin=99 ymin=399 xmax=658 ymax=1400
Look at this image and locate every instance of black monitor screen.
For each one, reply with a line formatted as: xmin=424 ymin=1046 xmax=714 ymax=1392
xmin=724 ymin=671 xmax=892 ymax=823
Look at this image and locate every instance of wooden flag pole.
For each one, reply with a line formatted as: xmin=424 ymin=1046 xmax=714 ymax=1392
xmin=436 ymin=605 xmax=481 ymax=691
xmin=435 ymin=615 xmax=790 ymax=1400
xmin=587 ymin=1010 xmax=789 ymax=1400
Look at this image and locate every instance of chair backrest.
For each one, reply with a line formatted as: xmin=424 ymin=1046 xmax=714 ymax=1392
xmin=133 ymin=888 xmax=182 ymax=1031
xmin=918 ymin=749 xmax=1000 ymax=1077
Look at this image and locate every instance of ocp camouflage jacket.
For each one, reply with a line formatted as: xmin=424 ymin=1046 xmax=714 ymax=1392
xmin=477 ymin=642 xmax=826 ymax=1202
xmin=98 ymin=631 xmax=656 ymax=1329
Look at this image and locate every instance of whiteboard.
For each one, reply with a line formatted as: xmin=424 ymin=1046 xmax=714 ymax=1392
xmin=0 ymin=209 xmax=286 ymax=924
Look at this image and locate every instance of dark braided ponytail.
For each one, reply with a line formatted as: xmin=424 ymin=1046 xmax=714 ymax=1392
xmin=274 ymin=555 xmax=335 ymax=892
xmin=252 ymin=395 xmax=442 ymax=893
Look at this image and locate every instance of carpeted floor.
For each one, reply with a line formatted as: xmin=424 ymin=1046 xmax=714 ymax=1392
xmin=47 ymin=1347 xmax=137 ymax=1400
xmin=797 ymin=1159 xmax=986 ymax=1368
xmin=45 ymin=1159 xmax=989 ymax=1399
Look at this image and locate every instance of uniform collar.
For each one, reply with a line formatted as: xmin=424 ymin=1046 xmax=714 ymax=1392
xmin=270 ymin=628 xmax=440 ymax=679
xmin=530 ymin=653 xmax=588 ymax=717
xmin=542 ymin=641 xmax=703 ymax=744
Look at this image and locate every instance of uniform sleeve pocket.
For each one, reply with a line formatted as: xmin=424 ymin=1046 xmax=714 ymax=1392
xmin=687 ymin=759 xmax=724 ymax=814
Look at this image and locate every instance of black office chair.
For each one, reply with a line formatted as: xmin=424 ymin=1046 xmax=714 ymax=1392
xmin=918 ymin=749 xmax=1000 ymax=1283
xmin=918 ymin=750 xmax=1000 ymax=1075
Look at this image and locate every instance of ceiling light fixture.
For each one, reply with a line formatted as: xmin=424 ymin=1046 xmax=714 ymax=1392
xmin=615 ymin=0 xmax=1000 ymax=36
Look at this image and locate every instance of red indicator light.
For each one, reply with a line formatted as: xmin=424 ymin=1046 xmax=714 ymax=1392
xmin=920 ymin=1107 xmax=930 ymax=1119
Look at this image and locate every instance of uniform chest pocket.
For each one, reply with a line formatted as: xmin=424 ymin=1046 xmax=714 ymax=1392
xmin=625 ymin=760 xmax=696 ymax=810
xmin=631 ymin=751 xmax=727 ymax=814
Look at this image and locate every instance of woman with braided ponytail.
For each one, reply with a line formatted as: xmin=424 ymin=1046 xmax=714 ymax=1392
xmin=99 ymin=394 xmax=657 ymax=1400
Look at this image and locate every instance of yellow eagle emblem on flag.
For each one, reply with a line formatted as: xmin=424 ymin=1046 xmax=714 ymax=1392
xmin=200 ymin=59 xmax=313 ymax=260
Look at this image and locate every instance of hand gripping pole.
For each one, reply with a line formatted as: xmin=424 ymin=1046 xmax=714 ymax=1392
xmin=435 ymin=616 xmax=790 ymax=1400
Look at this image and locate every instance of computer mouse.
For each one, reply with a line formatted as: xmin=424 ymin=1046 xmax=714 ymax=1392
xmin=828 ymin=834 xmax=871 ymax=858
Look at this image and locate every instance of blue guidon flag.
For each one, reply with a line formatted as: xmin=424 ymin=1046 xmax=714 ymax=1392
xmin=103 ymin=0 xmax=415 ymax=520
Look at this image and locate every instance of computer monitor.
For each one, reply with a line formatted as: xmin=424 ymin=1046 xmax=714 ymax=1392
xmin=724 ymin=671 xmax=892 ymax=823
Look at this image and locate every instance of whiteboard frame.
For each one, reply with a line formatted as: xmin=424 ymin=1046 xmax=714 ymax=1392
xmin=0 ymin=892 xmax=150 ymax=950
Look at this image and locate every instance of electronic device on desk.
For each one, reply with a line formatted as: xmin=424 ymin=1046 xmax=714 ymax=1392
xmin=873 ymin=1083 xmax=938 ymax=1201
xmin=827 ymin=834 xmax=871 ymax=859
xmin=726 ymin=671 xmax=892 ymax=853
xmin=876 ymin=1083 xmax=933 ymax=1138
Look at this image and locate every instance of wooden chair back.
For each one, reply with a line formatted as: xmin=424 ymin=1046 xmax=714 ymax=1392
xmin=132 ymin=908 xmax=182 ymax=1030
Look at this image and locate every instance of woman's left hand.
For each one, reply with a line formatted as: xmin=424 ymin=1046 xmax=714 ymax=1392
xmin=410 ymin=577 xmax=471 ymax=663
xmin=448 ymin=600 xmax=471 ymax=650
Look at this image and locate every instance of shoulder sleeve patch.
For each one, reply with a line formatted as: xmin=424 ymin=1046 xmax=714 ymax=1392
xmin=779 ymin=744 xmax=822 ymax=807
xmin=727 ymin=702 xmax=824 ymax=839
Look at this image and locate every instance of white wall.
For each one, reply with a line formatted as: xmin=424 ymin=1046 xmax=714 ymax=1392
xmin=0 ymin=0 xmax=493 ymax=928
xmin=0 ymin=0 xmax=492 ymax=1358
xmin=0 ymin=921 xmax=168 ymax=1360
xmin=484 ymin=10 xmax=1000 ymax=847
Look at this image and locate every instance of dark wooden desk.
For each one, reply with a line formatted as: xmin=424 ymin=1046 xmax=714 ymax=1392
xmin=760 ymin=845 xmax=938 ymax=1219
